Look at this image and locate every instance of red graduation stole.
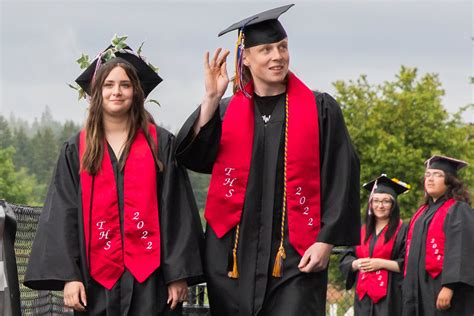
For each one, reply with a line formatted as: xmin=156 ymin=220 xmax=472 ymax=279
xmin=205 ymin=73 xmax=321 ymax=256
xmin=79 ymin=125 xmax=161 ymax=290
xmin=355 ymin=220 xmax=402 ymax=303
xmin=404 ymin=198 xmax=456 ymax=278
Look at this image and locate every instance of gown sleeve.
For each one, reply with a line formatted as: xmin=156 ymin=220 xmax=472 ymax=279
xmin=24 ymin=139 xmax=83 ymax=290
xmin=175 ymin=98 xmax=234 ymax=173
xmin=339 ymin=247 xmax=358 ymax=290
xmin=158 ymin=129 xmax=205 ymax=286
xmin=393 ymin=223 xmax=408 ymax=272
xmin=315 ymin=93 xmax=361 ymax=246
xmin=441 ymin=201 xmax=474 ymax=288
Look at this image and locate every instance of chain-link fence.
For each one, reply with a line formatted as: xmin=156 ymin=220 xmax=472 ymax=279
xmin=9 ymin=202 xmax=354 ymax=315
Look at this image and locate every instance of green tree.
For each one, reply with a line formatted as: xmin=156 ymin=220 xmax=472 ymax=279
xmin=12 ymin=126 xmax=32 ymax=171
xmin=0 ymin=147 xmax=38 ymax=204
xmin=334 ymin=66 xmax=473 ymax=219
xmin=29 ymin=127 xmax=59 ymax=200
xmin=0 ymin=115 xmax=13 ymax=148
xmin=58 ymin=120 xmax=80 ymax=145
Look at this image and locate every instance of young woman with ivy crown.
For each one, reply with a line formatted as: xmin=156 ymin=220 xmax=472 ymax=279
xmin=24 ymin=37 xmax=204 ymax=315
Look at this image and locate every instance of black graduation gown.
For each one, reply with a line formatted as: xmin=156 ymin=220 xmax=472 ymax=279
xmin=176 ymin=91 xmax=361 ymax=316
xmin=339 ymin=223 xmax=408 ymax=316
xmin=24 ymin=126 xmax=205 ymax=316
xmin=402 ymin=197 xmax=474 ymax=316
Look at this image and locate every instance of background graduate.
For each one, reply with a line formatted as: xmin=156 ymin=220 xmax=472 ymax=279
xmin=176 ymin=4 xmax=360 ymax=315
xmin=340 ymin=174 xmax=409 ymax=316
xmin=403 ymin=155 xmax=474 ymax=315
xmin=24 ymin=40 xmax=204 ymax=315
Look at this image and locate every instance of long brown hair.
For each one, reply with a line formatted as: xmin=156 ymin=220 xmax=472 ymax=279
xmin=423 ymin=173 xmax=471 ymax=205
xmin=81 ymin=58 xmax=162 ymax=174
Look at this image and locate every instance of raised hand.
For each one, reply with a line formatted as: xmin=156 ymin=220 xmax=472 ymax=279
xmin=204 ymin=48 xmax=230 ymax=99
xmin=194 ymin=48 xmax=231 ymax=134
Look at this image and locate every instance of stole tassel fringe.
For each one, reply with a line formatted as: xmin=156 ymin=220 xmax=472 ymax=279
xmin=272 ymin=245 xmax=286 ymax=278
xmin=228 ymin=249 xmax=239 ymax=279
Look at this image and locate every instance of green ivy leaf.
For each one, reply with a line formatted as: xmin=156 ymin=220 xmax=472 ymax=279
xmin=68 ymin=83 xmax=79 ymax=91
xmin=137 ymin=41 xmax=145 ymax=56
xmin=102 ymin=49 xmax=115 ymax=62
xmin=78 ymin=89 xmax=86 ymax=100
xmin=147 ymin=62 xmax=159 ymax=73
xmin=147 ymin=99 xmax=161 ymax=107
xmin=111 ymin=34 xmax=128 ymax=49
xmin=76 ymin=54 xmax=90 ymax=69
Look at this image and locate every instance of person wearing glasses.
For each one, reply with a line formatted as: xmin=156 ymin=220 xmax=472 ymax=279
xmin=340 ymin=175 xmax=410 ymax=316
xmin=403 ymin=155 xmax=474 ymax=315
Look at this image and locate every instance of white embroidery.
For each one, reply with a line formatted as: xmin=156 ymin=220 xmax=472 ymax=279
xmin=262 ymin=115 xmax=271 ymax=124
xmin=96 ymin=221 xmax=106 ymax=230
xmin=104 ymin=241 xmax=112 ymax=251
xmin=99 ymin=230 xmax=110 ymax=240
xmin=224 ymin=168 xmax=235 ymax=176
xmin=223 ymin=178 xmax=237 ymax=186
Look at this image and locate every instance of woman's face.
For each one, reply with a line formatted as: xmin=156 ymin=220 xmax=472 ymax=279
xmin=424 ymin=168 xmax=447 ymax=200
xmin=243 ymin=38 xmax=290 ymax=91
xmin=101 ymin=66 xmax=134 ymax=118
xmin=370 ymin=193 xmax=393 ymax=221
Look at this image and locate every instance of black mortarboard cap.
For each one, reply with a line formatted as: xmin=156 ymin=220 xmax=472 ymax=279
xmin=425 ymin=155 xmax=468 ymax=176
xmin=218 ymin=4 xmax=294 ymax=48
xmin=363 ymin=174 xmax=410 ymax=198
xmin=75 ymin=45 xmax=162 ymax=98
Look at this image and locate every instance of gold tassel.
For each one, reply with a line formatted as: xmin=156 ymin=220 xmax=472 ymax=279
xmin=272 ymin=94 xmax=289 ymax=279
xmin=228 ymin=249 xmax=239 ymax=279
xmin=228 ymin=224 xmax=240 ymax=279
xmin=272 ymin=245 xmax=286 ymax=278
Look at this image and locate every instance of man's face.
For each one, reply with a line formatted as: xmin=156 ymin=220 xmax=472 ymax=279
xmin=424 ymin=168 xmax=447 ymax=199
xmin=243 ymin=38 xmax=290 ymax=90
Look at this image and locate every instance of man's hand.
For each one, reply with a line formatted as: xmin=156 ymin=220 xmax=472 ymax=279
xmin=298 ymin=242 xmax=333 ymax=273
xmin=167 ymin=279 xmax=188 ymax=310
xmin=194 ymin=48 xmax=230 ymax=134
xmin=436 ymin=287 xmax=453 ymax=311
xmin=64 ymin=281 xmax=87 ymax=311
xmin=204 ymin=48 xmax=230 ymax=100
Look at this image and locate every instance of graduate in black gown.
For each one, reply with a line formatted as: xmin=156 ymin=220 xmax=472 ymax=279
xmin=340 ymin=174 xmax=410 ymax=316
xmin=24 ymin=41 xmax=204 ymax=315
xmin=403 ymin=155 xmax=474 ymax=315
xmin=175 ymin=4 xmax=360 ymax=316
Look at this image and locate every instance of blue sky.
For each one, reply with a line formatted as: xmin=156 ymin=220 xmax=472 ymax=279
xmin=1 ymin=0 xmax=472 ymax=132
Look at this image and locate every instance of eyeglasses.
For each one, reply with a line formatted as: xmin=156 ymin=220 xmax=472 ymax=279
xmin=424 ymin=171 xmax=445 ymax=179
xmin=372 ymin=200 xmax=392 ymax=206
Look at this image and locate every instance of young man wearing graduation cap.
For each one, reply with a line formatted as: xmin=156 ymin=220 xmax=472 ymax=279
xmin=340 ymin=175 xmax=410 ymax=316
xmin=403 ymin=155 xmax=474 ymax=315
xmin=176 ymin=4 xmax=360 ymax=315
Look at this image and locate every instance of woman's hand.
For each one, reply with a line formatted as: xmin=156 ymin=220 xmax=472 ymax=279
xmin=359 ymin=258 xmax=383 ymax=272
xmin=436 ymin=287 xmax=453 ymax=311
xmin=167 ymin=279 xmax=188 ymax=310
xmin=352 ymin=258 xmax=362 ymax=271
xmin=64 ymin=281 xmax=87 ymax=311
